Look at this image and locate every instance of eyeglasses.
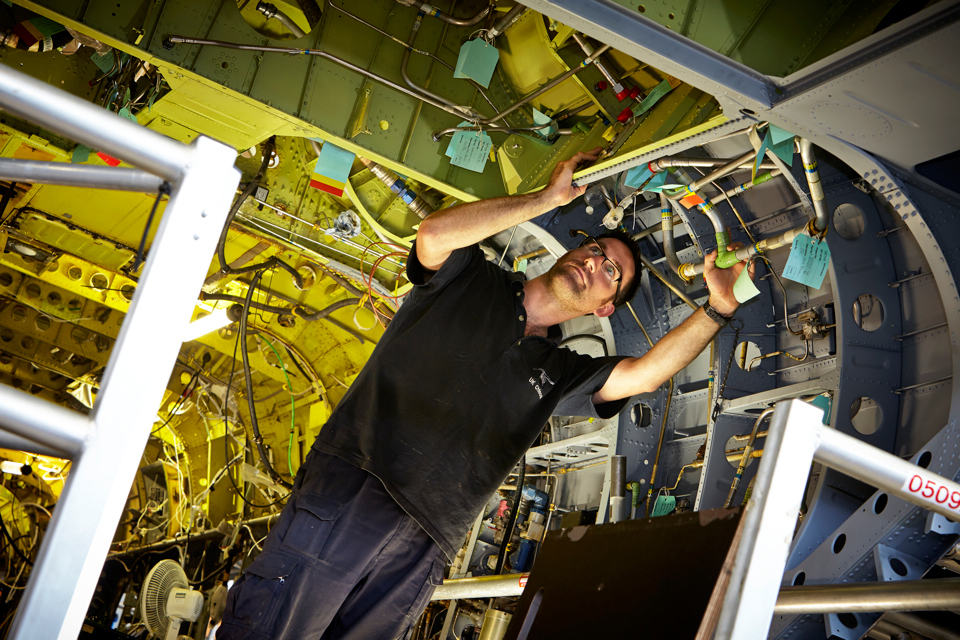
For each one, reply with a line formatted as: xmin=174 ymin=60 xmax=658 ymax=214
xmin=578 ymin=235 xmax=622 ymax=303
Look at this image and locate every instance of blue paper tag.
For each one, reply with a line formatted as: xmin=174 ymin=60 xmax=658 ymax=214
xmin=445 ymin=121 xmax=472 ymax=158
xmin=768 ymin=124 xmax=794 ymax=145
xmin=532 ymin=108 xmax=557 ymax=138
xmin=453 ymin=39 xmax=500 ymax=88
xmin=624 ymin=164 xmax=652 ymax=189
xmin=314 ymin=142 xmax=355 ymax=185
xmin=449 ymin=131 xmax=492 ymax=173
xmin=783 ymin=234 xmax=831 ymax=289
xmin=753 ymin=133 xmax=770 ymax=180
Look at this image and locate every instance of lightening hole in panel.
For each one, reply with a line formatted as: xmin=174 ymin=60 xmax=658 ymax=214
xmin=850 ymin=397 xmax=882 ymax=436
xmin=833 ymin=203 xmax=866 ymax=241
xmin=89 ymin=273 xmax=109 ymax=292
xmin=11 ymin=306 xmax=26 ymax=322
xmin=631 ymin=403 xmax=652 ymax=428
xmin=0 ymin=272 xmax=12 ymax=288
xmin=0 ymin=329 xmax=13 ymax=343
xmin=120 ymin=284 xmax=136 ymax=301
xmin=47 ymin=291 xmax=61 ymax=306
xmin=873 ymin=493 xmax=887 ymax=514
xmin=35 ymin=316 xmax=51 ymax=331
xmin=833 ymin=533 xmax=846 ymax=553
xmin=838 ymin=613 xmax=858 ymax=630
xmin=792 ymin=572 xmax=805 ymax=586
xmin=25 ymin=283 xmax=41 ymax=298
xmin=20 ymin=336 xmax=34 ymax=350
xmin=735 ymin=340 xmax=761 ymax=370
xmin=0 ymin=352 xmax=11 ymax=365
xmin=852 ymin=294 xmax=884 ymax=332
xmin=66 ymin=265 xmax=82 ymax=281
xmin=917 ymin=451 xmax=932 ymax=469
xmin=724 ymin=435 xmax=758 ymax=468
xmin=889 ymin=557 xmax=908 ymax=577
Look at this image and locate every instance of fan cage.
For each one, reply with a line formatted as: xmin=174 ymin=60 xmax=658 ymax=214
xmin=140 ymin=559 xmax=188 ymax=636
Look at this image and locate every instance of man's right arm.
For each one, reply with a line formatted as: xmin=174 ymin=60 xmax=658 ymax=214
xmin=415 ymin=149 xmax=599 ymax=271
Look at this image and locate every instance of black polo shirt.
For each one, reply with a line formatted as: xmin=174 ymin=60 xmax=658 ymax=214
xmin=314 ymin=243 xmax=627 ymax=558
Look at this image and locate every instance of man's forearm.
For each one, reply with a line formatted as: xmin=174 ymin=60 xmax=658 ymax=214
xmin=416 ymin=190 xmax=556 ymax=270
xmin=596 ymin=308 xmax=721 ymax=401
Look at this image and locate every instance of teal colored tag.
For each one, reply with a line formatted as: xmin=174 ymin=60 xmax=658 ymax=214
xmin=91 ymin=51 xmax=115 ymax=73
xmin=624 ymin=164 xmax=652 ymax=189
xmin=632 ymin=79 xmax=673 ymax=116
xmin=769 ymin=138 xmax=795 ymax=165
xmin=733 ymin=262 xmax=760 ymax=302
xmin=445 ymin=121 xmax=472 ymax=158
xmin=453 ymin=39 xmax=500 ymax=88
xmin=645 ymin=174 xmax=683 ymax=193
xmin=118 ymin=107 xmax=138 ymax=123
xmin=651 ymin=495 xmax=676 ymax=517
xmin=71 ymin=144 xmax=91 ymax=164
xmin=810 ymin=394 xmax=832 ymax=425
xmin=532 ymin=108 xmax=557 ymax=138
xmin=768 ymin=124 xmax=794 ymax=145
xmin=449 ymin=131 xmax=492 ymax=173
xmin=783 ymin=234 xmax=831 ymax=289
xmin=516 ymin=259 xmax=528 ymax=273
xmin=752 ymin=133 xmax=769 ymax=180
xmin=315 ymin=142 xmax=355 ymax=185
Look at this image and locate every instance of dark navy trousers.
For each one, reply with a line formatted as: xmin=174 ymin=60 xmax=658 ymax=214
xmin=217 ymin=450 xmax=445 ymax=640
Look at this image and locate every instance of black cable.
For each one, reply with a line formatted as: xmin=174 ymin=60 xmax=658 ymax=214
xmin=293 ymin=298 xmax=361 ymax=321
xmin=494 ymin=455 xmax=525 ymax=575
xmin=131 ymin=181 xmax=171 ymax=272
xmin=215 ymin=137 xmax=303 ymax=289
xmin=284 ymin=346 xmax=311 ymax=381
xmin=150 ymin=371 xmax=199 ymax=436
xmin=200 ymin=292 xmax=294 ymax=315
xmin=0 ymin=510 xmax=33 ymax=567
xmin=240 ymin=271 xmax=292 ymax=489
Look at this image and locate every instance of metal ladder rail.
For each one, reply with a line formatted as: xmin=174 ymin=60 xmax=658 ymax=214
xmin=714 ymin=399 xmax=960 ymax=640
xmin=0 ymin=63 xmax=240 ymax=640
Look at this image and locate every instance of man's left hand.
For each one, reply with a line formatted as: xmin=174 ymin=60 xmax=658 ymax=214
xmin=703 ymin=242 xmax=755 ymax=317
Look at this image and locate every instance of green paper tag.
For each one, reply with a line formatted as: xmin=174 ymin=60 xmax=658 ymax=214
xmin=445 ymin=121 xmax=472 ymax=158
xmin=453 ymin=39 xmax=500 ymax=88
xmin=733 ymin=262 xmax=760 ymax=303
xmin=651 ymin=495 xmax=676 ymax=517
xmin=91 ymin=51 xmax=115 ymax=73
xmin=449 ymin=131 xmax=492 ymax=173
xmin=71 ymin=144 xmax=91 ymax=164
xmin=532 ymin=108 xmax=557 ymax=138
xmin=632 ymin=79 xmax=673 ymax=117
xmin=783 ymin=235 xmax=831 ymax=289
xmin=118 ymin=107 xmax=138 ymax=123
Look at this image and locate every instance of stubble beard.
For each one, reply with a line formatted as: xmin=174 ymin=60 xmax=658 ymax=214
xmin=544 ymin=261 xmax=587 ymax=312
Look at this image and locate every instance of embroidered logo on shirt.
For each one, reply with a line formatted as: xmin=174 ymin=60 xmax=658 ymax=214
xmin=528 ymin=368 xmax=556 ymax=400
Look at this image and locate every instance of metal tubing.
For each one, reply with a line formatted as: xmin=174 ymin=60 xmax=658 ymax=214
xmin=0 ymin=388 xmax=89 ymax=458
xmin=165 ymin=37 xmax=474 ymax=119
xmin=402 ymin=14 xmax=459 ymax=110
xmin=488 ymin=4 xmax=528 ymax=37
xmin=774 ymin=579 xmax=960 ymax=615
xmin=431 ymin=572 xmax=530 ymax=601
xmin=689 ymin=150 xmax=758 ymax=192
xmin=644 ymin=378 xmax=675 ymax=516
xmin=651 ymin=157 xmax=777 ymax=172
xmin=0 ymin=65 xmax=189 ymax=182
xmin=480 ymin=45 xmax=611 ymax=124
xmin=8 ymin=135 xmax=240 ymax=640
xmin=660 ymin=194 xmax=683 ymax=277
xmin=639 ymin=253 xmax=697 ymax=310
xmin=572 ymin=33 xmax=617 ymax=86
xmin=0 ymin=430 xmax=68 ymax=459
xmin=0 ymin=159 xmax=165 ymax=192
xmin=709 ymin=170 xmax=781 ymax=205
xmin=416 ymin=1 xmax=492 ymax=26
xmin=884 ymin=612 xmax=960 ymax=640
xmin=725 ymin=409 xmax=774 ymax=508
xmin=798 ymin=139 xmax=829 ymax=232
xmin=814 ymin=424 xmax=960 ymax=524
xmin=256 ymin=1 xmax=307 ymax=38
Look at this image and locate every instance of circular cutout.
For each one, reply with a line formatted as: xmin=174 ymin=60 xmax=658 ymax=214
xmin=735 ymin=340 xmax=762 ymax=371
xmin=89 ymin=273 xmax=109 ymax=292
xmin=917 ymin=451 xmax=932 ymax=469
xmin=0 ymin=352 xmax=11 ymax=365
xmin=25 ymin=283 xmax=41 ymax=298
xmin=837 ymin=613 xmax=858 ymax=630
xmin=740 ymin=108 xmax=757 ymax=117
xmin=11 ymin=306 xmax=26 ymax=322
xmin=47 ymin=291 xmax=61 ymax=306
xmin=0 ymin=329 xmax=13 ymax=343
xmin=792 ymin=572 xmax=805 ymax=586
xmin=833 ymin=203 xmax=866 ymax=241
xmin=724 ymin=435 xmax=759 ymax=468
xmin=68 ymin=299 xmax=82 ymax=313
xmin=632 ymin=403 xmax=652 ymax=429
xmin=889 ymin=557 xmax=908 ymax=577
xmin=35 ymin=315 xmax=51 ymax=331
xmin=95 ymin=336 xmax=111 ymax=352
xmin=833 ymin=533 xmax=846 ymax=553
xmin=71 ymin=327 xmax=90 ymax=344
xmin=66 ymin=265 xmax=83 ymax=281
xmin=0 ymin=272 xmax=12 ymax=288
xmin=852 ymin=294 xmax=884 ymax=332
xmin=874 ymin=493 xmax=888 ymax=514
xmin=120 ymin=283 xmax=136 ymax=302
xmin=850 ymin=397 xmax=882 ymax=435
xmin=20 ymin=336 xmax=34 ymax=350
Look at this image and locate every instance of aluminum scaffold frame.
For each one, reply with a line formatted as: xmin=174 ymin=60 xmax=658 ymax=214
xmin=715 ymin=399 xmax=960 ymax=640
xmin=0 ymin=63 xmax=240 ymax=640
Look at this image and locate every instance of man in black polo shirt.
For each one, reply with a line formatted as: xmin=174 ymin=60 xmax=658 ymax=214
xmin=219 ymin=149 xmax=750 ymax=640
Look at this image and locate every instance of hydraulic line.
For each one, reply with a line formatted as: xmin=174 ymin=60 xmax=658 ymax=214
xmin=798 ymin=138 xmax=829 ymax=232
xmin=164 ymin=36 xmax=477 ymax=120
xmin=709 ymin=170 xmax=780 ymax=205
xmin=256 ymin=2 xmax=307 ymax=38
xmin=639 ymin=253 xmax=697 ymax=310
xmin=215 ymin=137 xmax=304 ymax=289
xmin=659 ymin=193 xmax=683 ymax=277
xmin=645 ymin=378 xmax=674 ymax=517
xmin=487 ymin=4 xmax=528 ymax=38
xmin=495 ymin=456 xmax=524 ymax=575
xmin=293 ymin=297 xmax=362 ymax=321
xmin=239 ymin=271 xmax=293 ymax=489
xmin=432 ymin=122 xmax=573 ymax=140
xmin=479 ymin=44 xmax=612 ymax=125
xmin=359 ymin=157 xmax=434 ymax=219
xmin=406 ymin=0 xmax=492 ymax=26
xmin=329 ymin=1 xmax=498 ymax=112
xmin=724 ymin=408 xmax=773 ymax=508
xmin=747 ymin=340 xmax=810 ymax=372
xmin=402 ymin=11 xmax=464 ymax=112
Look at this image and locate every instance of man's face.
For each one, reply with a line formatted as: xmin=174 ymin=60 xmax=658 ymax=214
xmin=544 ymin=236 xmax=636 ymax=318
